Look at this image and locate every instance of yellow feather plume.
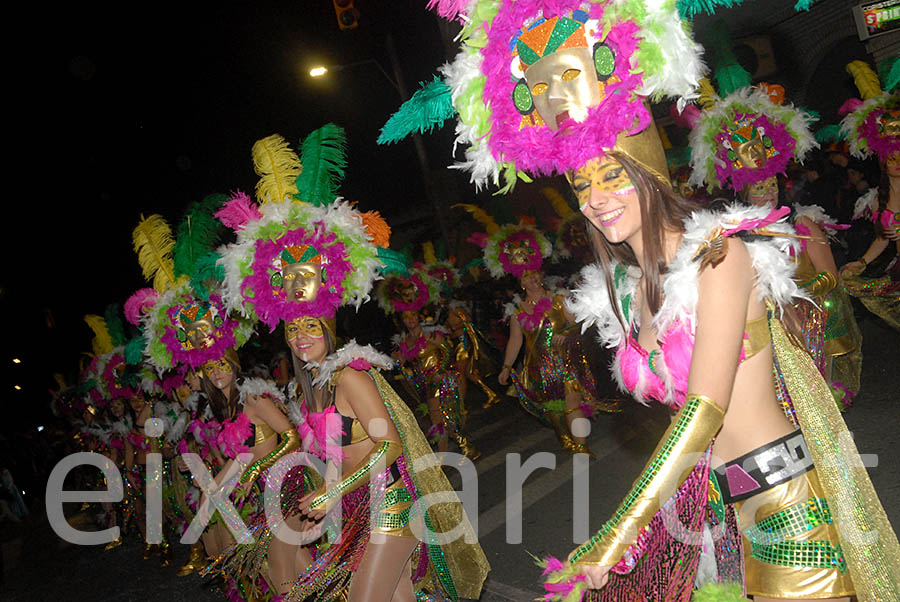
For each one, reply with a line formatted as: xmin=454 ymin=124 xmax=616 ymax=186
xmin=252 ymin=134 xmax=302 ymax=204
xmin=452 ymin=203 xmax=499 ymax=234
xmin=132 ymin=214 xmax=176 ymax=292
xmin=697 ymin=78 xmax=719 ymax=111
xmin=542 ymin=187 xmax=573 ymax=218
xmin=422 ymin=241 xmax=437 ymax=265
xmin=846 ymin=61 xmax=882 ymax=100
xmin=53 ymin=373 xmax=68 ymax=391
xmin=84 ymin=314 xmax=113 ymax=356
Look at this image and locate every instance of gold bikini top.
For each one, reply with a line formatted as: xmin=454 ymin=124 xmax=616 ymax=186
xmin=742 ymin=314 xmax=770 ymax=361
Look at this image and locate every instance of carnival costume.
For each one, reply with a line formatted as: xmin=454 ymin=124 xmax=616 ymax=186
xmin=555 ymin=203 xmax=900 ymax=601
xmin=379 ymin=260 xmax=483 ymax=460
xmin=686 ymin=53 xmax=863 ymax=402
xmin=210 ymin=125 xmax=489 ymax=601
xmin=837 ymin=60 xmax=900 ymax=331
xmin=420 ymin=241 xmax=503 ymax=414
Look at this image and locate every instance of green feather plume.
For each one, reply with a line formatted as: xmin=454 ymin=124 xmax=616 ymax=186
xmin=691 ymin=582 xmax=746 ymax=601
xmin=377 ymin=248 xmax=411 ymax=276
xmin=294 ymin=123 xmax=348 ymax=207
xmin=378 ymin=76 xmax=455 ymax=145
xmin=705 ymin=20 xmax=751 ymax=97
xmin=793 ymin=0 xmax=815 ymax=10
xmin=677 ymin=0 xmax=744 ymax=19
xmin=125 ymin=336 xmax=147 ymax=365
xmin=105 ymin=304 xmax=126 ymax=347
xmin=879 ymin=55 xmax=900 ymax=92
xmin=815 ymin=124 xmax=844 ymax=144
xmin=173 ymin=194 xmax=227 ymax=279
xmin=190 ymin=251 xmax=225 ymax=302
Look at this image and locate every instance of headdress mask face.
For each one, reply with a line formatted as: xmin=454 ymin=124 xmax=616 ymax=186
xmin=175 ymin=303 xmax=225 ymax=351
xmin=725 ymin=117 xmax=775 ymax=170
xmin=879 ymin=108 xmax=900 ymax=139
xmin=273 ymin=244 xmax=325 ymax=304
xmin=503 ymin=238 xmax=538 ymax=265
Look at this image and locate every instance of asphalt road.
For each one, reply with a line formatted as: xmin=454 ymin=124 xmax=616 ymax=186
xmin=2 ymin=315 xmax=897 ymax=602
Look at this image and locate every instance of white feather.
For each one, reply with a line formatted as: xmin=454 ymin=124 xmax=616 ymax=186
xmin=306 ymin=341 xmax=394 ymax=388
xmin=853 ymin=188 xmax=878 ymax=220
xmin=238 ymin=378 xmax=286 ymax=407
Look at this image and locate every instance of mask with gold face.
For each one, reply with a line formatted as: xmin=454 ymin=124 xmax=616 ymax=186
xmin=285 ymin=316 xmax=327 ymax=341
xmin=272 ymin=244 xmax=326 ymax=304
xmin=723 ymin=117 xmax=775 ymax=170
xmin=202 ymin=357 xmax=233 ymax=378
xmin=175 ymin=303 xmax=225 ymax=351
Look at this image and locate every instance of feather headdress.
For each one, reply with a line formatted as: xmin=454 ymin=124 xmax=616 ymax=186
xmin=380 ymin=0 xmax=704 ymax=192
xmin=839 ymin=61 xmax=899 ymax=162
xmin=218 ymin=125 xmax=391 ymax=328
xmin=252 ymin=134 xmax=302 ymax=204
xmin=457 ymin=204 xmax=552 ymax=279
xmin=133 ymin=214 xmax=176 ymax=293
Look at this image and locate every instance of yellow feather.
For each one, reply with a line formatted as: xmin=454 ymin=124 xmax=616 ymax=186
xmin=252 ymin=134 xmax=302 ymax=204
xmin=452 ymin=203 xmax=499 ymax=234
xmin=422 ymin=241 xmax=437 ymax=265
xmin=542 ymin=187 xmax=573 ymax=218
xmin=697 ymin=78 xmax=719 ymax=111
xmin=84 ymin=314 xmax=113 ymax=356
xmin=846 ymin=61 xmax=882 ymax=100
xmin=53 ymin=373 xmax=68 ymax=390
xmin=132 ymin=214 xmax=176 ymax=292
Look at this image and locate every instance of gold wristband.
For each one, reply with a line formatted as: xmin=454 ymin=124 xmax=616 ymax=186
xmin=801 ymin=270 xmax=838 ymax=298
xmin=571 ymin=394 xmax=725 ymax=566
xmin=309 ymin=440 xmax=403 ymax=511
xmin=239 ymin=428 xmax=300 ymax=485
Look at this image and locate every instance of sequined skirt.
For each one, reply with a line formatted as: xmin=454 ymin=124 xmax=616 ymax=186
xmin=737 ymin=467 xmax=855 ymax=598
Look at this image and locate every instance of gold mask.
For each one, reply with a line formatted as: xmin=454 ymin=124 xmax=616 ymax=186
xmin=503 ymin=241 xmax=537 ymax=265
xmin=881 ymin=115 xmax=900 ymax=138
xmin=736 ymin=134 xmax=768 ymax=170
xmin=285 ymin=316 xmax=325 ymax=341
xmin=185 ymin=317 xmax=216 ymax=350
xmin=525 ymin=48 xmax=602 ymax=131
xmin=283 ymin=263 xmax=323 ymax=303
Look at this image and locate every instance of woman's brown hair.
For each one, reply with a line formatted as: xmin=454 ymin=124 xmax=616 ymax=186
xmin=289 ymin=325 xmax=337 ymax=413
xmin=581 ymin=152 xmax=696 ymax=329
xmin=199 ymin=352 xmax=242 ymax=422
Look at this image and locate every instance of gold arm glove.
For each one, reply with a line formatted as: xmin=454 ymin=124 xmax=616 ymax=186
xmin=570 ymin=394 xmax=725 ymax=566
xmin=799 ymin=270 xmax=837 ymax=298
xmin=239 ymin=428 xmax=301 ymax=485
xmin=308 ymin=439 xmax=403 ymax=511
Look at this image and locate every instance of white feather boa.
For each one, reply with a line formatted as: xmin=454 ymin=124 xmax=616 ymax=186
xmin=305 ymin=341 xmax=394 ymax=388
xmin=568 ymin=204 xmax=803 ymax=400
xmin=165 ymin=409 xmax=190 ymax=444
xmin=853 ymin=188 xmax=879 ymax=220
xmin=237 ymin=378 xmax=286 ymax=407
xmin=655 ymin=203 xmax=802 ymax=335
xmin=793 ymin=203 xmax=844 ymax=240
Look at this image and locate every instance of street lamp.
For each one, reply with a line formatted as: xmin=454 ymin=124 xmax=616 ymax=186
xmin=309 ymin=66 xmax=328 ymax=77
xmin=12 ymin=358 xmax=21 ymax=364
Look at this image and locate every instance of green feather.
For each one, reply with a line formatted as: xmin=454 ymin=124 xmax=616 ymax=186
xmin=190 ymin=251 xmax=225 ymax=302
xmin=677 ymin=0 xmax=743 ymax=19
xmin=294 ymin=123 xmax=348 ymax=207
xmin=105 ymin=304 xmax=126 ymax=347
xmin=879 ymin=55 xmax=900 ymax=91
xmin=173 ymin=193 xmax=227 ymax=279
xmin=793 ymin=0 xmax=815 ymax=10
xmin=125 ymin=336 xmax=146 ymax=365
xmin=691 ymin=582 xmax=745 ymax=601
xmin=377 ymin=248 xmax=411 ymax=277
xmin=704 ymin=20 xmax=751 ymax=96
xmin=75 ymin=378 xmax=97 ymax=395
xmin=815 ymin=124 xmax=844 ymax=144
xmin=378 ymin=77 xmax=455 ymax=145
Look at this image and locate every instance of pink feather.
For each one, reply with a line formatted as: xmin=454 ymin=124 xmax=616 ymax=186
xmin=467 ymin=232 xmax=489 ymax=248
xmin=541 ymin=556 xmax=566 ymax=575
xmin=125 ymin=288 xmax=158 ymax=325
xmin=216 ymin=191 xmax=262 ymax=230
xmin=838 ymin=98 xmax=863 ymax=116
xmin=670 ymin=104 xmax=701 ymax=129
xmin=425 ymin=0 xmax=469 ymax=21
xmin=721 ymin=205 xmax=790 ymax=237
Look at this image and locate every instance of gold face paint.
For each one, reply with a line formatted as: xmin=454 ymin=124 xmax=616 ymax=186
xmin=746 ymin=176 xmax=778 ymax=206
xmin=524 ymin=48 xmax=602 ymax=131
xmin=285 ymin=317 xmax=325 ymax=341
xmin=202 ymin=358 xmax=233 ymax=377
xmin=283 ymin=263 xmax=323 ymax=303
xmin=736 ymin=134 xmax=768 ymax=169
xmin=569 ymin=157 xmax=635 ymax=210
xmin=185 ymin=317 xmax=216 ymax=350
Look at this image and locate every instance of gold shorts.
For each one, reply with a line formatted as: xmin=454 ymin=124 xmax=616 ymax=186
xmin=370 ymin=478 xmax=414 ymax=538
xmin=736 ymin=467 xmax=854 ymax=599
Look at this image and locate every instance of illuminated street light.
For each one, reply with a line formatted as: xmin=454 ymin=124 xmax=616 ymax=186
xmin=14 ymin=385 xmax=22 ymax=390
xmin=309 ymin=66 xmax=328 ymax=77
xmin=12 ymin=358 xmax=20 ymax=364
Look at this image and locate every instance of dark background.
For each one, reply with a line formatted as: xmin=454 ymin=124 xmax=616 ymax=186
xmin=1 ymin=0 xmax=889 ymax=435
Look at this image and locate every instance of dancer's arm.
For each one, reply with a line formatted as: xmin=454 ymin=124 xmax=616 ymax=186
xmin=572 ymin=239 xmax=751 ymax=574
xmin=797 ymin=218 xmax=838 ymax=297
xmin=499 ymin=316 xmax=523 ymax=385
xmin=239 ymin=396 xmax=300 ymax=485
xmin=303 ymin=369 xmax=402 ymax=514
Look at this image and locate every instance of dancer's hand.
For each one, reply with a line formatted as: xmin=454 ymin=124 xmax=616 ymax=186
xmin=884 ymin=227 xmax=900 ymax=241
xmin=841 ymin=261 xmax=865 ymax=276
xmin=296 ymin=489 xmax=328 ymax=522
xmin=574 ymin=564 xmax=612 ymax=590
xmin=498 ymin=366 xmax=510 ymax=386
